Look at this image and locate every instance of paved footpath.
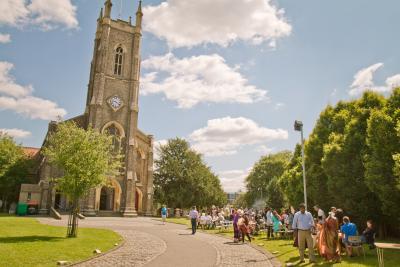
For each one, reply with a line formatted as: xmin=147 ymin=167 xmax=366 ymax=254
xmin=38 ymin=217 xmax=278 ymax=267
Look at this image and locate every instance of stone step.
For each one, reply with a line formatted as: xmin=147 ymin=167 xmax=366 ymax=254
xmin=97 ymin=210 xmax=122 ymax=217
xmin=50 ymin=207 xmax=62 ymax=220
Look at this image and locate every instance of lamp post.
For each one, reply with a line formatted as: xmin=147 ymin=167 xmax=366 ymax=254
xmin=294 ymin=120 xmax=307 ymax=210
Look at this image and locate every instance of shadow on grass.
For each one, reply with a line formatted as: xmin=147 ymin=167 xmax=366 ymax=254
xmin=0 ymin=235 xmax=64 ymax=243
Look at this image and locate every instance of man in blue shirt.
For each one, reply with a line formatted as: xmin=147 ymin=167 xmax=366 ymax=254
xmin=189 ymin=206 xmax=199 ymax=235
xmin=292 ymin=203 xmax=316 ymax=263
xmin=340 ymin=216 xmax=358 ymax=256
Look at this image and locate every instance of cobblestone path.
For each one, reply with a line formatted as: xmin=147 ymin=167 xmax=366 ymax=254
xmin=38 ymin=217 xmax=278 ymax=267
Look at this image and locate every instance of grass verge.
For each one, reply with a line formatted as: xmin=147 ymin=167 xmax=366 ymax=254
xmin=160 ymin=217 xmax=400 ymax=267
xmin=0 ymin=216 xmax=121 ymax=267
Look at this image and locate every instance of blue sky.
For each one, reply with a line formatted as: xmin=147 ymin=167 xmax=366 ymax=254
xmin=1 ymin=0 xmax=399 ymax=192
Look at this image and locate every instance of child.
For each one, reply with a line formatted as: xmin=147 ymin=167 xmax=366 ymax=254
xmin=161 ymin=205 xmax=168 ymax=225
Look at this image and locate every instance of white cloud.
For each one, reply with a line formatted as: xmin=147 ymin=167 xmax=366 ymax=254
xmin=0 ymin=61 xmax=66 ymax=120
xmin=274 ymin=102 xmax=285 ymax=110
xmin=141 ymin=53 xmax=268 ymax=108
xmin=386 ymin=74 xmax=400 ymax=89
xmin=0 ymin=0 xmax=78 ymax=30
xmin=219 ymin=168 xmax=250 ymax=193
xmin=0 ymin=128 xmax=31 ymax=138
xmin=349 ymin=63 xmax=400 ymax=95
xmin=330 ymin=88 xmax=338 ymax=98
xmin=0 ymin=96 xmax=66 ymax=120
xmin=0 ymin=62 xmax=32 ymax=97
xmin=0 ymin=33 xmax=11 ymax=43
xmin=143 ymin=0 xmax=291 ymax=49
xmin=0 ymin=0 xmax=29 ymax=26
xmin=255 ymin=145 xmax=273 ymax=154
xmin=28 ymin=0 xmax=78 ymax=30
xmin=349 ymin=63 xmax=387 ymax=95
xmin=189 ymin=116 xmax=288 ymax=156
xmin=153 ymin=139 xmax=168 ymax=161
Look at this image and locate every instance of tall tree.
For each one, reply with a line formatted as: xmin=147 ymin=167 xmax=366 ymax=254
xmin=154 ymin=138 xmax=226 ymax=209
xmin=304 ymin=106 xmax=336 ymax=210
xmin=43 ymin=122 xmax=120 ymax=237
xmin=0 ymin=133 xmax=28 ymax=211
xmin=278 ymin=145 xmax=304 ymax=207
xmin=364 ymin=89 xmax=400 ymax=234
xmin=394 ymin=120 xmax=400 ymax=189
xmin=322 ymin=92 xmax=384 ymax=224
xmin=245 ymin=151 xmax=291 ymax=208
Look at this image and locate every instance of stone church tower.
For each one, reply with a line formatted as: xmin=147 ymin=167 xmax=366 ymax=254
xmin=20 ymin=0 xmax=154 ymax=217
xmin=82 ymin=0 xmax=153 ymax=217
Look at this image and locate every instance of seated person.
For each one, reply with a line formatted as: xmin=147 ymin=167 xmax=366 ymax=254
xmin=199 ymin=212 xmax=207 ymax=229
xmin=217 ymin=212 xmax=225 ymax=225
xmin=340 ymin=216 xmax=358 ymax=257
xmin=206 ymin=213 xmax=213 ymax=229
xmin=211 ymin=214 xmax=218 ymax=227
xmin=362 ymin=220 xmax=376 ymax=249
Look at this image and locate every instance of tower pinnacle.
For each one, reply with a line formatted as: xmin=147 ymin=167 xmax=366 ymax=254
xmin=104 ymin=0 xmax=112 ymax=18
xmin=136 ymin=0 xmax=143 ymax=28
xmin=98 ymin=7 xmax=103 ymax=21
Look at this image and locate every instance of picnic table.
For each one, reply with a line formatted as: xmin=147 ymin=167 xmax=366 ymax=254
xmin=375 ymin=242 xmax=400 ymax=267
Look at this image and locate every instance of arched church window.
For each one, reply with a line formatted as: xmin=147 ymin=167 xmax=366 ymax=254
xmin=114 ymin=47 xmax=123 ymax=76
xmin=105 ymin=124 xmax=121 ymax=152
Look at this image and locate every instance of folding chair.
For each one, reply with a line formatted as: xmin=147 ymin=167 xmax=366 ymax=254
xmin=348 ymin=236 xmax=366 ymax=259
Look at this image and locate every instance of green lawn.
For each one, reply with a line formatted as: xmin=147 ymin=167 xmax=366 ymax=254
xmin=0 ymin=216 xmax=121 ymax=267
xmin=161 ymin=217 xmax=400 ymax=267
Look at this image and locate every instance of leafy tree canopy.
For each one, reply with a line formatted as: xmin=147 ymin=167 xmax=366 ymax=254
xmin=43 ymin=121 xmax=120 ymax=237
xmin=154 ymin=138 xmax=226 ymax=209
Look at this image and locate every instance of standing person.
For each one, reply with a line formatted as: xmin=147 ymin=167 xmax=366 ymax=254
xmin=265 ymin=207 xmax=273 ymax=239
xmin=233 ymin=209 xmax=240 ymax=243
xmin=292 ymin=203 xmax=316 ymax=264
xmin=238 ymin=211 xmax=252 ymax=243
xmin=314 ymin=205 xmax=326 ymax=224
xmin=272 ymin=210 xmax=282 ymax=236
xmin=189 ymin=206 xmax=199 ymax=235
xmin=281 ymin=210 xmax=288 ymax=225
xmin=161 ymin=205 xmax=168 ymax=225
xmin=287 ymin=209 xmax=294 ymax=230
xmin=318 ymin=211 xmax=341 ymax=262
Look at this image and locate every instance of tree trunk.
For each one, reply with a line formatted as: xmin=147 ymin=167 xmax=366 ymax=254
xmin=67 ymin=199 xmax=79 ymax=237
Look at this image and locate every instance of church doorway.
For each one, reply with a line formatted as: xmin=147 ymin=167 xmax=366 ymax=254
xmin=100 ymin=187 xmax=115 ymax=211
xmin=135 ymin=190 xmax=139 ymax=211
xmin=54 ymin=190 xmax=61 ymax=210
xmin=135 ymin=188 xmax=143 ymax=213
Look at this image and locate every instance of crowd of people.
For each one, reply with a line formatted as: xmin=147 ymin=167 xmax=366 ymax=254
xmin=163 ymin=203 xmax=376 ymax=264
xmin=311 ymin=205 xmax=376 ymax=263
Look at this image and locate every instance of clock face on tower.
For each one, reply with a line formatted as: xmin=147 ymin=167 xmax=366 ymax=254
xmin=107 ymin=95 xmax=123 ymax=111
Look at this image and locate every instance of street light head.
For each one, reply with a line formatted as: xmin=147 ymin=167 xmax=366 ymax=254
xmin=294 ymin=120 xmax=303 ymax=131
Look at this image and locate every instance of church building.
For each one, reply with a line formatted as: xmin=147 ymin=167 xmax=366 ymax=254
xmin=19 ymin=0 xmax=154 ymax=217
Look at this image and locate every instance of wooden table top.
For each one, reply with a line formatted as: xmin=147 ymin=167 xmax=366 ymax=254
xmin=375 ymin=243 xmax=400 ymax=249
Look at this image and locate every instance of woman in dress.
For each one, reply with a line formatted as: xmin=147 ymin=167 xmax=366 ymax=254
xmin=238 ymin=212 xmax=252 ymax=243
xmin=233 ymin=209 xmax=240 ymax=243
xmin=272 ymin=210 xmax=282 ymax=237
xmin=318 ymin=212 xmax=341 ymax=263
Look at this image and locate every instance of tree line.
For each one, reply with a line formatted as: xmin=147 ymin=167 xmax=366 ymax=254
xmin=243 ymin=89 xmax=400 ymax=237
xmin=154 ymin=138 xmax=227 ymax=209
xmin=0 ymin=133 xmax=32 ymax=211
